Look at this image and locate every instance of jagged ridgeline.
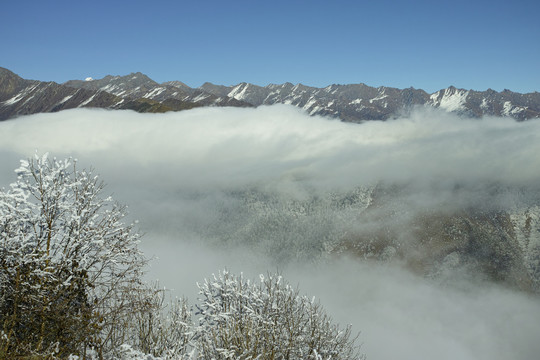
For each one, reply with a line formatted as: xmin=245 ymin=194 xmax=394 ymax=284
xmin=1 ymin=66 xmax=539 ymax=121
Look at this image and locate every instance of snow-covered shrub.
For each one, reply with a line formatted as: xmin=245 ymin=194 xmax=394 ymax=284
xmin=0 ymin=154 xmax=147 ymax=358
xmin=193 ymin=270 xmax=363 ymax=360
xmin=121 ymin=284 xmax=193 ymax=359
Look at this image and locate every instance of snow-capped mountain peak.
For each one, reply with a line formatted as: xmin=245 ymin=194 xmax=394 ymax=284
xmin=1 ymin=67 xmax=539 ymax=121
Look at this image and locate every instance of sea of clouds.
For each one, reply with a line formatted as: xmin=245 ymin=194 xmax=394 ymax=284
xmin=1 ymin=105 xmax=539 ymax=359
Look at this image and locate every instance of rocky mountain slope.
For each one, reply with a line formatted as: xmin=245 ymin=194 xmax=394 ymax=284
xmin=213 ymin=184 xmax=540 ymax=293
xmin=200 ymin=82 xmax=540 ymax=121
xmin=0 ymin=67 xmax=122 ymax=120
xmin=0 ymin=68 xmax=250 ymax=121
xmin=64 ymin=72 xmax=250 ymax=108
xmin=1 ymin=67 xmax=539 ymax=121
xmin=332 ymin=184 xmax=540 ymax=292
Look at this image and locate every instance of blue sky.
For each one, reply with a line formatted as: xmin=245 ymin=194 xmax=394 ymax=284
xmin=2 ymin=0 xmax=539 ymax=93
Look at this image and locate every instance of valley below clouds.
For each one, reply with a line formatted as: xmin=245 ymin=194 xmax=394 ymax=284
xmin=1 ymin=105 xmax=540 ymax=359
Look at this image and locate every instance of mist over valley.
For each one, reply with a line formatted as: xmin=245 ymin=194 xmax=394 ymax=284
xmin=1 ymin=105 xmax=539 ymax=359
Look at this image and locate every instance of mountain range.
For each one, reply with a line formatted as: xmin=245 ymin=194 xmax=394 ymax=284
xmin=1 ymin=67 xmax=539 ymax=121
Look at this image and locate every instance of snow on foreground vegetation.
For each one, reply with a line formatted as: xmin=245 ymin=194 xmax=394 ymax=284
xmin=0 ymin=154 xmax=361 ymax=359
xmin=0 ymin=105 xmax=540 ymax=359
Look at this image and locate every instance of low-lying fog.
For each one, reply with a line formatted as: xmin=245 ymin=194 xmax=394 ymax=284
xmin=1 ymin=105 xmax=539 ymax=359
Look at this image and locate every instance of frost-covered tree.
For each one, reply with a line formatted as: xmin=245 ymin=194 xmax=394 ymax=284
xmin=0 ymin=154 xmax=365 ymax=359
xmin=193 ymin=270 xmax=363 ymax=360
xmin=0 ymin=154 xmax=147 ymax=358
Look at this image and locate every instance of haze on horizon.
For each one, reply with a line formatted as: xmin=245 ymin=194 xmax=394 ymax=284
xmin=0 ymin=106 xmax=539 ymax=359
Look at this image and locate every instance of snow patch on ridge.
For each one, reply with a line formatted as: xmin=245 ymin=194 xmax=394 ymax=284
xmin=193 ymin=93 xmax=210 ymax=102
xmin=369 ymin=94 xmax=388 ymax=104
xmin=144 ymin=87 xmax=166 ymax=99
xmin=79 ymin=93 xmax=97 ymax=107
xmin=309 ymin=106 xmax=322 ymax=115
xmin=2 ymin=92 xmax=25 ymax=106
xmin=228 ymin=84 xmax=250 ymax=101
xmin=57 ymin=94 xmax=74 ymax=105
xmin=1 ymin=84 xmax=41 ymax=106
xmin=432 ymin=88 xmax=469 ymax=112
xmin=503 ymin=101 xmax=526 ymax=116
xmin=303 ymin=98 xmax=318 ymax=111
xmin=480 ymin=98 xmax=489 ymax=110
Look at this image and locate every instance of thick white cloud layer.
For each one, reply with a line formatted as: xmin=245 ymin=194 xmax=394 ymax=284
xmin=2 ymin=106 xmax=540 ymax=189
xmin=1 ymin=106 xmax=539 ymax=360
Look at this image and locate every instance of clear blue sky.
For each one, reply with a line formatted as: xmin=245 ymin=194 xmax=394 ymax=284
xmin=2 ymin=0 xmax=539 ymax=93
